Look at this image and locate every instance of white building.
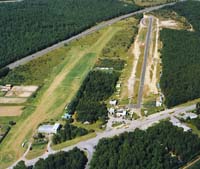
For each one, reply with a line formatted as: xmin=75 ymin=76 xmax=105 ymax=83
xmin=116 ymin=109 xmax=127 ymax=117
xmin=182 ymin=113 xmax=198 ymax=120
xmin=116 ymin=83 xmax=121 ymax=88
xmin=108 ymin=108 xmax=115 ymax=115
xmin=38 ymin=123 xmax=61 ymax=134
xmin=0 ymin=84 xmax=12 ymax=92
xmin=109 ymin=100 xmax=117 ymax=106
xmin=156 ymin=96 xmax=163 ymax=107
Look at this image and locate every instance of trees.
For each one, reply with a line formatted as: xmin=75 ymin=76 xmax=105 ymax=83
xmin=0 ymin=0 xmax=140 ymax=68
xmin=33 ymin=148 xmax=87 ymax=169
xmin=52 ymin=123 xmax=89 ymax=144
xmin=196 ymin=103 xmax=200 ymax=114
xmin=14 ymin=148 xmax=87 ymax=169
xmin=66 ymin=70 xmax=119 ymax=123
xmin=159 ymin=1 xmax=200 ymax=107
xmin=13 ymin=161 xmax=27 ymax=169
xmin=90 ymin=121 xmax=200 ymax=169
xmin=0 ymin=67 xmax=9 ymax=78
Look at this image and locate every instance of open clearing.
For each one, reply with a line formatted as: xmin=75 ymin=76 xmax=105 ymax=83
xmin=5 ymin=86 xmax=38 ymax=98
xmin=144 ymin=16 xmax=159 ymax=97
xmin=0 ymin=24 xmax=122 ymax=168
xmin=0 ymin=97 xmax=27 ymax=104
xmin=0 ymin=106 xmax=23 ymax=117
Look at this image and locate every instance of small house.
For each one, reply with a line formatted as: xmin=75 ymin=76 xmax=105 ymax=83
xmin=108 ymin=108 xmax=115 ymax=115
xmin=156 ymin=96 xmax=163 ymax=107
xmin=109 ymin=100 xmax=117 ymax=106
xmin=116 ymin=109 xmax=127 ymax=117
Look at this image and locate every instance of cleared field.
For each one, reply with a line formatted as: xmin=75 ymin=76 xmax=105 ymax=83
xmin=0 ymin=106 xmax=23 ymax=117
xmin=0 ymin=25 xmax=121 ymax=168
xmin=5 ymin=86 xmax=38 ymax=98
xmin=0 ymin=97 xmax=27 ymax=104
xmin=52 ymin=132 xmax=96 ymax=151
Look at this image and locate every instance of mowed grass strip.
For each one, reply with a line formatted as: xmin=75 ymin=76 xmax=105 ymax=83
xmin=52 ymin=132 xmax=96 ymax=151
xmin=0 ymin=26 xmax=119 ymax=168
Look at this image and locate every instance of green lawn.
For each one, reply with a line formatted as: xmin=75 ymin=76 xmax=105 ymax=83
xmin=73 ymin=119 xmax=104 ymax=132
xmin=25 ymin=143 xmax=47 ymax=160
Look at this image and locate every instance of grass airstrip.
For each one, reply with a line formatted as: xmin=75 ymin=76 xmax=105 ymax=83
xmin=0 ymin=20 xmax=124 ymax=168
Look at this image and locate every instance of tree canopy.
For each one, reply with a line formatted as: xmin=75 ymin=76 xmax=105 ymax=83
xmin=14 ymin=148 xmax=87 ymax=169
xmin=0 ymin=0 xmax=140 ymax=68
xmin=90 ymin=121 xmax=200 ymax=169
xmin=160 ymin=1 xmax=200 ymax=107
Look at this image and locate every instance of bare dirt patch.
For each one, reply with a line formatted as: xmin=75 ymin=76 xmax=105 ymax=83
xmin=5 ymin=86 xmax=38 ymax=98
xmin=0 ymin=106 xmax=24 ymax=116
xmin=128 ymin=30 xmax=141 ymax=101
xmin=160 ymin=20 xmax=178 ymax=29
xmin=144 ymin=17 xmax=159 ymax=97
xmin=0 ymin=97 xmax=27 ymax=104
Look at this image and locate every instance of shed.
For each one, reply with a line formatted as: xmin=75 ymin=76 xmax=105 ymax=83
xmin=108 ymin=108 xmax=115 ymax=115
xmin=109 ymin=100 xmax=117 ymax=106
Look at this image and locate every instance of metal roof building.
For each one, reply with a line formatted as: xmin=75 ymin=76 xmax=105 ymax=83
xmin=38 ymin=123 xmax=61 ymax=134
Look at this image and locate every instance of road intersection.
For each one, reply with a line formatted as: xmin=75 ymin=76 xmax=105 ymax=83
xmin=6 ymin=2 xmax=191 ymax=169
xmin=8 ymin=104 xmax=196 ymax=169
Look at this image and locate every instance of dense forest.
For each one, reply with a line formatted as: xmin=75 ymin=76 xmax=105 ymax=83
xmin=67 ymin=70 xmax=119 ymax=123
xmin=14 ymin=148 xmax=87 ymax=169
xmin=0 ymin=0 xmax=140 ymax=68
xmin=52 ymin=122 xmax=90 ymax=144
xmin=160 ymin=1 xmax=200 ymax=107
xmin=95 ymin=58 xmax=125 ymax=71
xmin=90 ymin=121 xmax=200 ymax=169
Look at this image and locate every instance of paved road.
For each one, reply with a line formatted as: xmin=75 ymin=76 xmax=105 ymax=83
xmin=6 ymin=2 xmax=176 ymax=69
xmin=182 ymin=155 xmax=200 ymax=169
xmin=136 ymin=16 xmax=153 ymax=109
xmin=0 ymin=0 xmax=22 ymax=3
xmin=8 ymin=104 xmax=196 ymax=169
xmin=128 ymin=16 xmax=153 ymax=109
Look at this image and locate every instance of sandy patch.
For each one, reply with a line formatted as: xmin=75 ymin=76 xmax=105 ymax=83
xmin=0 ymin=97 xmax=27 ymax=104
xmin=144 ymin=17 xmax=159 ymax=96
xmin=0 ymin=106 xmax=24 ymax=116
xmin=5 ymin=86 xmax=38 ymax=98
xmin=127 ymin=27 xmax=141 ymax=102
xmin=151 ymin=18 xmax=159 ymax=94
xmin=160 ymin=20 xmax=178 ymax=29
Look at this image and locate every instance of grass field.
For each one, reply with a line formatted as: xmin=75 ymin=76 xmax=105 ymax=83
xmin=99 ymin=17 xmax=141 ymax=105
xmin=25 ymin=143 xmax=47 ymax=160
xmin=52 ymin=132 xmax=96 ymax=151
xmin=0 ymin=25 xmax=120 ymax=168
